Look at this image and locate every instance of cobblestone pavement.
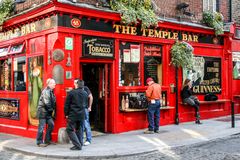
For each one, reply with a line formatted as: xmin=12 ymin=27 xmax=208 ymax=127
xmin=1 ymin=134 xmax=240 ymax=160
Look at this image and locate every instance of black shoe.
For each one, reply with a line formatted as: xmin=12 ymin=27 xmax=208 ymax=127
xmin=70 ymin=146 xmax=82 ymax=150
xmin=45 ymin=141 xmax=57 ymax=145
xmin=195 ymin=120 xmax=202 ymax=124
xmin=154 ymin=130 xmax=159 ymax=133
xmin=37 ymin=143 xmax=48 ymax=147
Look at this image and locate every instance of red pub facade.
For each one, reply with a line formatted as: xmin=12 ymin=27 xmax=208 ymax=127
xmin=0 ymin=1 xmax=238 ymax=140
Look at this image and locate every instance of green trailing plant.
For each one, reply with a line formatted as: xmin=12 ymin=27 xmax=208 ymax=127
xmin=110 ymin=0 xmax=158 ymax=28
xmin=170 ymin=41 xmax=194 ymax=69
xmin=0 ymin=0 xmax=14 ymax=25
xmin=202 ymin=11 xmax=224 ymax=36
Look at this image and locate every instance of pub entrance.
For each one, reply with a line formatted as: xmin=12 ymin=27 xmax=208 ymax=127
xmin=82 ymin=63 xmax=110 ymax=133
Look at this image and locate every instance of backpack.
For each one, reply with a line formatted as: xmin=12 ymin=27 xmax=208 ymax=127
xmin=204 ymin=93 xmax=218 ymax=101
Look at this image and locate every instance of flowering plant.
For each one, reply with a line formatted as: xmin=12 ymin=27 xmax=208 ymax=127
xmin=170 ymin=41 xmax=194 ymax=69
xmin=110 ymin=0 xmax=158 ymax=28
xmin=0 ymin=0 xmax=14 ymax=25
xmin=202 ymin=11 xmax=224 ymax=36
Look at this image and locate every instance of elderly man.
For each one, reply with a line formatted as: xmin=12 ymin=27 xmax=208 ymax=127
xmin=144 ymin=77 xmax=162 ymax=134
xmin=64 ymin=79 xmax=89 ymax=150
xmin=36 ymin=78 xmax=56 ymax=147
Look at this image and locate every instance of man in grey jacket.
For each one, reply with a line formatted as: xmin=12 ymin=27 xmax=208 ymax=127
xmin=36 ymin=78 xmax=56 ymax=147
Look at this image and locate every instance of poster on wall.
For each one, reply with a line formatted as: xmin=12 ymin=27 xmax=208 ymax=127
xmin=0 ymin=98 xmax=19 ymax=120
xmin=183 ymin=56 xmax=221 ymax=94
xmin=123 ymin=49 xmax=131 ymax=63
xmin=130 ymin=45 xmax=140 ymax=63
xmin=28 ymin=56 xmax=44 ymax=126
xmin=233 ymin=52 xmax=240 ymax=79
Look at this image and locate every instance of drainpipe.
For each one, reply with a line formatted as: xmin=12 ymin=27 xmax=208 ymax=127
xmin=229 ymin=0 xmax=232 ymax=22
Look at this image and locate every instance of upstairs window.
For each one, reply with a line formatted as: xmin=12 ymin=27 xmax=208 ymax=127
xmin=203 ymin=0 xmax=217 ymax=12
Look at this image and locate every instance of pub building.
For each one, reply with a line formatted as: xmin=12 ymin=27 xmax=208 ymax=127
xmin=232 ymin=24 xmax=240 ymax=103
xmin=0 ymin=1 xmax=236 ymax=140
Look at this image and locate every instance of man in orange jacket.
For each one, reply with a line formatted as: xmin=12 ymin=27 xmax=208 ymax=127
xmin=145 ymin=77 xmax=161 ymax=134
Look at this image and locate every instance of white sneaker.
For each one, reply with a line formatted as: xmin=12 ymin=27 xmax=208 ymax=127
xmin=84 ymin=141 xmax=91 ymax=146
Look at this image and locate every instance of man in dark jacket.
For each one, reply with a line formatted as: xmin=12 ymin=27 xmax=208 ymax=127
xmin=36 ymin=78 xmax=56 ymax=147
xmin=64 ymin=79 xmax=88 ymax=150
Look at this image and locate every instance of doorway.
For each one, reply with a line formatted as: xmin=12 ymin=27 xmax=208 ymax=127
xmin=82 ymin=63 xmax=110 ymax=132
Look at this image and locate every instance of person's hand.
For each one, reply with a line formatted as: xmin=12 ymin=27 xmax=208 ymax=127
xmin=88 ymin=107 xmax=91 ymax=112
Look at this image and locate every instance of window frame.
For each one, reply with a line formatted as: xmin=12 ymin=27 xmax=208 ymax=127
xmin=203 ymin=0 xmax=217 ymax=12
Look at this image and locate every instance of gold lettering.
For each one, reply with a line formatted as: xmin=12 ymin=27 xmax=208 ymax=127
xmin=25 ymin=24 xmax=31 ymax=34
xmin=131 ymin=26 xmax=137 ymax=35
xmin=113 ymin=24 xmax=121 ymax=33
xmin=148 ymin=29 xmax=154 ymax=37
xmin=30 ymin=23 xmax=36 ymax=32
xmin=163 ymin=31 xmax=168 ymax=38
xmin=142 ymin=28 xmax=147 ymax=36
xmin=21 ymin=26 xmax=25 ymax=35
xmin=182 ymin=34 xmax=188 ymax=41
xmin=121 ymin=26 xmax=130 ymax=34
xmin=193 ymin=35 xmax=198 ymax=42
xmin=173 ymin=32 xmax=178 ymax=40
xmin=154 ymin=30 xmax=162 ymax=38
xmin=188 ymin=35 xmax=192 ymax=41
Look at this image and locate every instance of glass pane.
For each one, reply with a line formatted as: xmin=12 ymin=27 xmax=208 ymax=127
xmin=28 ymin=56 xmax=44 ymax=125
xmin=10 ymin=44 xmax=24 ymax=53
xmin=144 ymin=44 xmax=162 ymax=85
xmin=14 ymin=56 xmax=26 ymax=91
xmin=0 ymin=58 xmax=12 ymax=90
xmin=119 ymin=42 xmax=140 ymax=86
xmin=0 ymin=47 xmax=8 ymax=57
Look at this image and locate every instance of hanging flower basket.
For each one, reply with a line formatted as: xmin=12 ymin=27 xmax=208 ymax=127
xmin=170 ymin=41 xmax=194 ymax=69
xmin=202 ymin=11 xmax=224 ymax=36
xmin=0 ymin=0 xmax=14 ymax=25
xmin=110 ymin=0 xmax=158 ymax=29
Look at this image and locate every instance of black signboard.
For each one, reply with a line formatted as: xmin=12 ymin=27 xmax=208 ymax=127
xmin=0 ymin=98 xmax=20 ymax=120
xmin=82 ymin=36 xmax=114 ymax=58
xmin=58 ymin=14 xmax=224 ymax=45
xmin=183 ymin=56 xmax=221 ymax=94
xmin=144 ymin=56 xmax=161 ymax=85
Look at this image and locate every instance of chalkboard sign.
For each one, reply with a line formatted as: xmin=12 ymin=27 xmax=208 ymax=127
xmin=82 ymin=36 xmax=114 ymax=58
xmin=144 ymin=56 xmax=161 ymax=85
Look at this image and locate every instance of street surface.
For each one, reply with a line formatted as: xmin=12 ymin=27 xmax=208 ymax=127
xmin=1 ymin=133 xmax=240 ymax=160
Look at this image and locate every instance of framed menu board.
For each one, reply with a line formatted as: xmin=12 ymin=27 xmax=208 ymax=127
xmin=144 ymin=56 xmax=161 ymax=84
xmin=144 ymin=44 xmax=162 ymax=85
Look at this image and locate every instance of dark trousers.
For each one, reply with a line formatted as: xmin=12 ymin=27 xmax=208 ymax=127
xmin=36 ymin=118 xmax=54 ymax=145
xmin=183 ymin=96 xmax=200 ymax=119
xmin=66 ymin=119 xmax=84 ymax=149
xmin=147 ymin=100 xmax=161 ymax=131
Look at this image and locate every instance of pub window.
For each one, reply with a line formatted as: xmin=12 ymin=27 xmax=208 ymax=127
xmin=144 ymin=44 xmax=162 ymax=85
xmin=9 ymin=43 xmax=25 ymax=55
xmin=119 ymin=42 xmax=140 ymax=86
xmin=14 ymin=56 xmax=26 ymax=91
xmin=203 ymin=0 xmax=217 ymax=12
xmin=183 ymin=56 xmax=221 ymax=94
xmin=0 ymin=47 xmax=9 ymax=57
xmin=233 ymin=52 xmax=240 ymax=80
xmin=235 ymin=29 xmax=240 ymax=39
xmin=0 ymin=58 xmax=12 ymax=91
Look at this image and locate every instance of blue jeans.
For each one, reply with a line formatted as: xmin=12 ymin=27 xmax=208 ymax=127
xmin=84 ymin=108 xmax=92 ymax=142
xmin=147 ymin=100 xmax=161 ymax=131
xmin=36 ymin=118 xmax=54 ymax=145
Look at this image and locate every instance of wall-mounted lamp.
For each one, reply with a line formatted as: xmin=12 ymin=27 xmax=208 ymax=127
xmin=176 ymin=2 xmax=194 ymax=17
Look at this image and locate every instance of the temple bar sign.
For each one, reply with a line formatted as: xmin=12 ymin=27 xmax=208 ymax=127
xmin=113 ymin=24 xmax=199 ymax=42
